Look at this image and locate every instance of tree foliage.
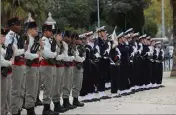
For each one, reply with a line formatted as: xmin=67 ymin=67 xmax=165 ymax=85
xmin=1 ymin=0 xmax=151 ymax=34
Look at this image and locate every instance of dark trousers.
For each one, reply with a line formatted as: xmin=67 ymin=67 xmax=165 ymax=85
xmin=80 ymin=60 xmax=95 ymax=96
xmin=119 ymin=63 xmax=130 ymax=91
xmin=128 ymin=62 xmax=135 ymax=87
xmin=151 ymin=62 xmax=158 ymax=84
xmin=135 ymin=57 xmax=143 ymax=86
xmin=97 ymin=59 xmax=109 ymax=92
xmin=110 ymin=65 xmax=120 ymax=93
xmin=157 ymin=62 xmax=163 ymax=84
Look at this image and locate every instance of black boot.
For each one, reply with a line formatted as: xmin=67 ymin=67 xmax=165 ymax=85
xmin=54 ymin=102 xmax=68 ymax=113
xmin=42 ymin=104 xmax=59 ymax=115
xmin=27 ymin=107 xmax=36 ymax=115
xmin=63 ymin=98 xmax=77 ymax=110
xmin=73 ymin=98 xmax=84 ymax=107
xmin=35 ymin=96 xmax=43 ymax=106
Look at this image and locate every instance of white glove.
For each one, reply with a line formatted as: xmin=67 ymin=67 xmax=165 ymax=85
xmin=74 ymin=56 xmax=85 ymax=62
xmin=95 ymin=53 xmax=101 ymax=58
xmin=147 ymin=52 xmax=150 ymax=56
xmin=56 ymin=54 xmax=64 ymax=61
xmin=138 ymin=50 xmax=142 ymax=54
xmin=53 ymin=52 xmax=57 ymax=58
xmin=63 ymin=56 xmax=70 ymax=62
xmin=131 ymin=52 xmax=135 ymax=57
xmin=69 ymin=56 xmax=75 ymax=62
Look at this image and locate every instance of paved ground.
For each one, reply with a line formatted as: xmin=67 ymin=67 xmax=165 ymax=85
xmin=22 ymin=72 xmax=176 ymax=114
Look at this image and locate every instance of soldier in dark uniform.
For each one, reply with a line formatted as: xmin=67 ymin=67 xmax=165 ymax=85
xmin=144 ymin=36 xmax=153 ymax=89
xmin=155 ymin=41 xmax=164 ymax=87
xmin=80 ymin=32 xmax=99 ymax=101
xmin=117 ymin=32 xmax=131 ymax=95
xmin=109 ymin=34 xmax=121 ymax=97
xmin=135 ymin=35 xmax=145 ymax=90
xmin=129 ymin=32 xmax=140 ymax=91
xmin=124 ymin=28 xmax=135 ymax=93
xmin=93 ymin=26 xmax=111 ymax=99
xmin=140 ymin=34 xmax=150 ymax=89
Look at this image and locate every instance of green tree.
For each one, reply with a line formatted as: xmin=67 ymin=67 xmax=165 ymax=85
xmin=103 ymin=0 xmax=150 ymax=33
xmin=2 ymin=0 xmax=47 ymax=26
xmin=171 ymin=0 xmax=176 ymax=77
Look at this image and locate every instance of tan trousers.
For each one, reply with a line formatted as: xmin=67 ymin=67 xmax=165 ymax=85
xmin=52 ymin=67 xmax=65 ymax=102
xmin=40 ymin=66 xmax=56 ymax=104
xmin=11 ymin=65 xmax=26 ymax=114
xmin=62 ymin=66 xmax=74 ymax=99
xmin=72 ymin=67 xmax=83 ymax=98
xmin=24 ymin=66 xmax=39 ymax=109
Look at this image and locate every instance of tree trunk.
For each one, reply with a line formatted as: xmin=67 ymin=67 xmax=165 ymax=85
xmin=170 ymin=0 xmax=176 ymax=77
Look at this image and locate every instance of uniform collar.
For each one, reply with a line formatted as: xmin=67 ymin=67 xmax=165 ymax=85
xmin=8 ymin=30 xmax=17 ymax=36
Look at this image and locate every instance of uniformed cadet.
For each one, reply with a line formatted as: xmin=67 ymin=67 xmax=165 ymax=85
xmin=80 ymin=32 xmax=99 ymax=102
xmin=144 ymin=36 xmax=153 ymax=89
xmin=117 ymin=32 xmax=130 ymax=95
xmin=134 ymin=35 xmax=144 ymax=90
xmin=5 ymin=17 xmax=26 ymax=115
xmin=124 ymin=28 xmax=135 ymax=93
xmin=40 ymin=24 xmax=58 ymax=115
xmin=94 ymin=26 xmax=111 ymax=99
xmin=24 ymin=13 xmax=41 ymax=115
xmin=62 ymin=31 xmax=77 ymax=110
xmin=72 ymin=33 xmax=85 ymax=107
xmin=150 ymin=39 xmax=157 ymax=87
xmin=129 ymin=32 xmax=140 ymax=91
xmin=155 ymin=41 xmax=164 ymax=86
xmin=157 ymin=42 xmax=164 ymax=86
xmin=52 ymin=29 xmax=68 ymax=113
xmin=109 ymin=30 xmax=121 ymax=97
xmin=1 ymin=28 xmax=14 ymax=115
xmin=140 ymin=34 xmax=149 ymax=89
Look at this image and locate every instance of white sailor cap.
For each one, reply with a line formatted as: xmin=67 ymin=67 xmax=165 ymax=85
xmin=79 ymin=34 xmax=86 ymax=38
xmin=117 ymin=32 xmax=124 ymax=39
xmin=133 ymin=32 xmax=140 ymax=37
xmin=85 ymin=31 xmax=93 ymax=36
xmin=125 ymin=34 xmax=131 ymax=38
xmin=146 ymin=36 xmax=151 ymax=40
xmin=79 ymin=31 xmax=94 ymax=38
xmin=96 ymin=26 xmax=106 ymax=32
xmin=125 ymin=28 xmax=133 ymax=35
xmin=139 ymin=34 xmax=147 ymax=39
xmin=155 ymin=41 xmax=162 ymax=45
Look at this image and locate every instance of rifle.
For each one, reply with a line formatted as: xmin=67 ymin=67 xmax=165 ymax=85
xmin=46 ymin=37 xmax=57 ymax=65
xmin=1 ymin=35 xmax=14 ymax=77
xmin=26 ymin=33 xmax=42 ymax=67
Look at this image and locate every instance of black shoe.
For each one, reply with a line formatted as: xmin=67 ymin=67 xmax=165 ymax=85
xmin=42 ymin=104 xmax=59 ymax=115
xmin=27 ymin=107 xmax=36 ymax=115
xmin=100 ymin=96 xmax=111 ymax=100
xmin=63 ymin=98 xmax=77 ymax=110
xmin=91 ymin=98 xmax=101 ymax=102
xmin=42 ymin=109 xmax=59 ymax=115
xmin=54 ymin=102 xmax=68 ymax=113
xmin=35 ymin=97 xmax=43 ymax=106
xmin=73 ymin=98 xmax=84 ymax=107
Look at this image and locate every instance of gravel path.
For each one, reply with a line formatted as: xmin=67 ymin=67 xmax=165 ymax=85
xmin=21 ymin=72 xmax=176 ymax=114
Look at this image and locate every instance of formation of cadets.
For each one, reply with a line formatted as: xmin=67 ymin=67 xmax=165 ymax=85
xmin=1 ymin=13 xmax=164 ymax=115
